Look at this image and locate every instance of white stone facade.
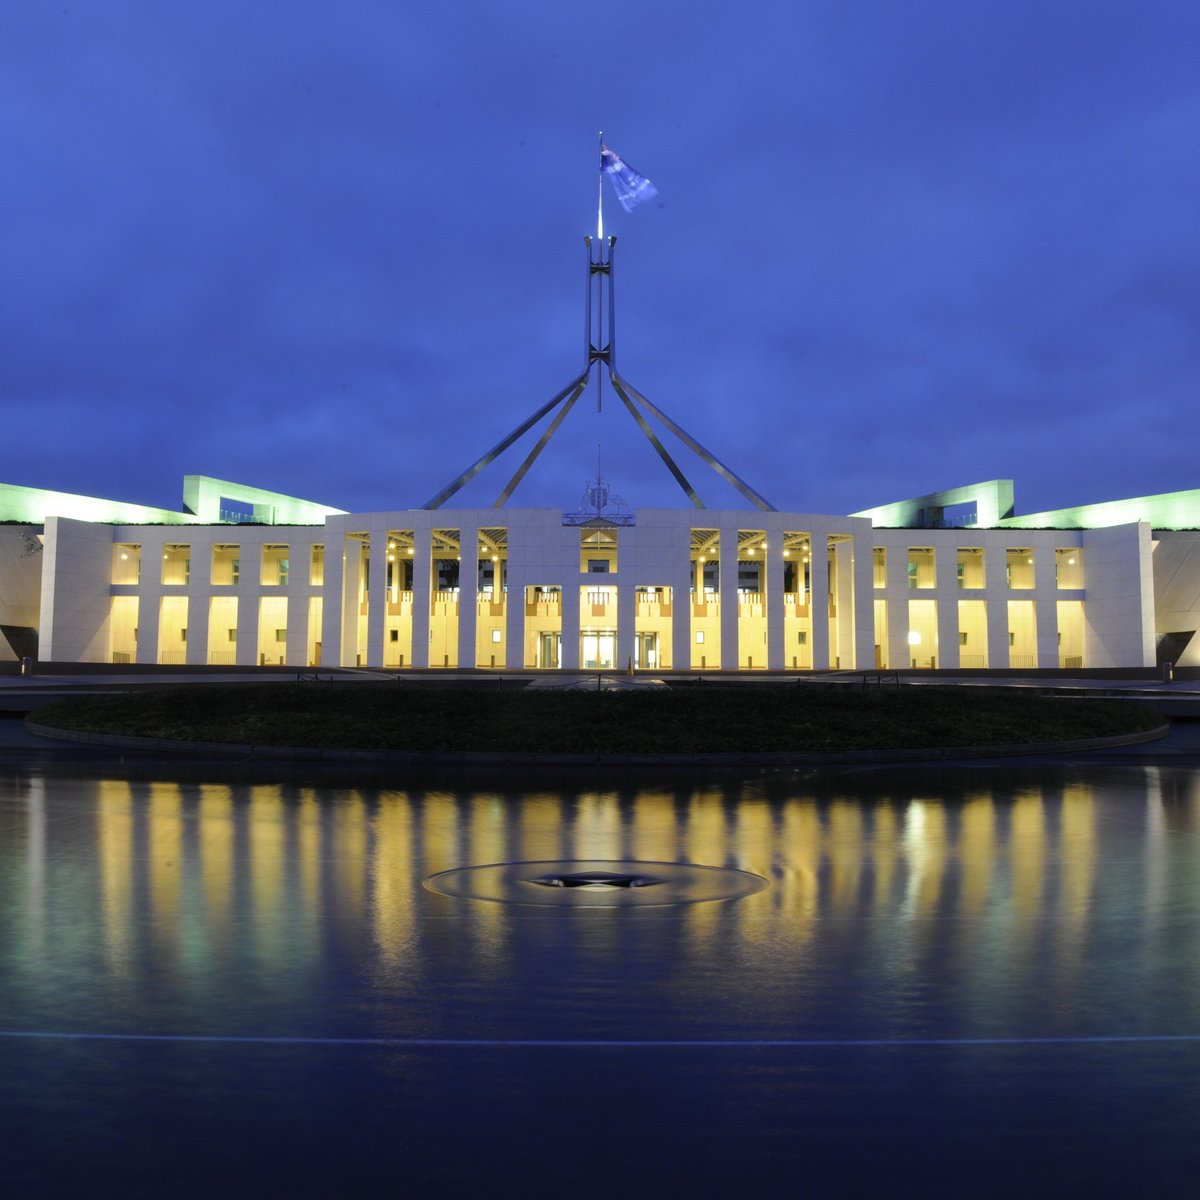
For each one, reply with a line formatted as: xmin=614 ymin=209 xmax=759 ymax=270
xmin=15 ymin=507 xmax=1163 ymax=671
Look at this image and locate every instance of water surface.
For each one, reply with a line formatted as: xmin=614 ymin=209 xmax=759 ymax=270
xmin=3 ymin=752 xmax=1200 ymax=1193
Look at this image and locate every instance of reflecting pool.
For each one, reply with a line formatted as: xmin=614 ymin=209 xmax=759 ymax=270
xmin=3 ymin=757 xmax=1200 ymax=1192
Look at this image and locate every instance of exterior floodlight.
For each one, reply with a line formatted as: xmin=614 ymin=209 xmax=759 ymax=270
xmin=907 ymin=631 xmax=922 ymax=646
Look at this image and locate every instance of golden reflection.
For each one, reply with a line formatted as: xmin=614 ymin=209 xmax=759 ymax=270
xmin=572 ymin=792 xmax=622 ymax=860
xmin=198 ymin=785 xmax=233 ymax=934
xmin=466 ymin=794 xmax=505 ymax=867
xmin=959 ymin=794 xmax=996 ymax=915
xmin=685 ymin=789 xmax=730 ymax=868
xmin=248 ymin=786 xmax=285 ymax=957
xmin=871 ymin=804 xmax=899 ymax=911
xmin=373 ymin=792 xmax=416 ymax=970
xmin=733 ymin=799 xmax=775 ymax=946
xmin=297 ymin=790 xmax=321 ymax=920
xmin=335 ymin=792 xmax=368 ymax=913
xmin=903 ymin=800 xmax=947 ymax=917
xmin=57 ymin=774 xmax=1136 ymax=1019
xmin=466 ymin=794 xmax=505 ymax=961
xmin=1060 ymin=783 xmax=1095 ymax=930
xmin=148 ymin=782 xmax=183 ymax=931
xmin=684 ymin=789 xmax=735 ymax=948
xmin=520 ymin=793 xmax=564 ymax=861
xmin=828 ymin=801 xmax=864 ymax=913
xmin=777 ymin=799 xmax=821 ymax=943
xmin=632 ymin=790 xmax=680 ymax=863
xmin=97 ymin=779 xmax=134 ymax=968
xmin=1010 ymin=788 xmax=1046 ymax=922
xmin=1053 ymin=782 xmax=1097 ymax=1006
xmin=422 ymin=791 xmax=460 ymax=875
xmin=734 ymin=798 xmax=774 ymax=876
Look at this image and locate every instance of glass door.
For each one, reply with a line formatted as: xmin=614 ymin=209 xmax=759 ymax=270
xmin=581 ymin=631 xmax=616 ymax=669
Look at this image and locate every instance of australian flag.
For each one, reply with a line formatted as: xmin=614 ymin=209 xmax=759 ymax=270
xmin=601 ymin=144 xmax=658 ymax=212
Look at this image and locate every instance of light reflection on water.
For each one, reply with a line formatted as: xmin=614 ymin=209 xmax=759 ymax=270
xmin=4 ymin=768 xmax=1200 ymax=1038
xmin=4 ymin=763 xmax=1200 ymax=1189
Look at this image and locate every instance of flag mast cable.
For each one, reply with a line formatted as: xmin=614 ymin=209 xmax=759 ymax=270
xmin=421 ymin=138 xmax=775 ymax=512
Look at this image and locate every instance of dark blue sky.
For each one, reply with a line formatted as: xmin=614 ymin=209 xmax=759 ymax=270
xmin=3 ymin=2 xmax=1198 ymax=519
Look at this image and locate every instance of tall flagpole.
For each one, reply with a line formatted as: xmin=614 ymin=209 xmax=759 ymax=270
xmin=597 ymin=129 xmax=604 ymax=243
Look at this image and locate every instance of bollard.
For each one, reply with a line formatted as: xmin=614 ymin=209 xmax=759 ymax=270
xmin=20 ymin=656 xmax=32 ymax=677
xmin=1162 ymin=661 xmax=1175 ymax=683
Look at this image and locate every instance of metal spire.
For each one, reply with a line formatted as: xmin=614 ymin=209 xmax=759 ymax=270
xmin=421 ymin=144 xmax=776 ymax=513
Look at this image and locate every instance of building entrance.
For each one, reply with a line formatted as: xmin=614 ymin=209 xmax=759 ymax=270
xmin=538 ymin=632 xmax=562 ymax=669
xmin=581 ymin=631 xmax=616 ymax=669
xmin=635 ymin=631 xmax=658 ymax=669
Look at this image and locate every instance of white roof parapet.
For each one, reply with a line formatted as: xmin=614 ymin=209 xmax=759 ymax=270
xmin=996 ymin=488 xmax=1200 ymax=531
xmin=182 ymin=475 xmax=347 ymax=524
xmin=850 ymin=481 xmax=1015 ymax=529
xmin=0 ymin=481 xmax=195 ymax=525
xmin=0 ymin=476 xmax=346 ymax=526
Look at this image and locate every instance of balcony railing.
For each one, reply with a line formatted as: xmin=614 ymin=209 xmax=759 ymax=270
xmin=526 ymin=594 xmax=562 ymax=616
xmin=387 ymin=590 xmax=414 ymax=615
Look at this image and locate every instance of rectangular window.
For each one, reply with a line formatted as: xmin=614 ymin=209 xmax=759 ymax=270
xmin=1006 ymin=548 xmax=1035 ymax=589
xmin=957 ymin=548 xmax=984 ymax=589
xmin=275 ymin=628 xmax=287 ymax=643
xmin=797 ymin=631 xmax=807 ymax=645
xmin=390 ymin=629 xmax=399 ymax=643
xmin=580 ymin=528 xmax=618 ymax=573
xmin=695 ymin=630 xmax=705 ymax=644
xmin=491 ymin=629 xmax=502 ymax=643
xmin=1055 ymin=548 xmax=1084 ymax=589
xmin=907 ymin=548 xmax=935 ymax=589
xmin=432 ymin=530 xmax=461 ymax=593
xmin=873 ymin=547 xmax=887 ymax=589
xmin=162 ymin=544 xmax=191 ymax=586
xmin=112 ymin=544 xmax=142 ymax=585
xmin=212 ymin=544 xmax=241 ymax=586
xmin=262 ymin=544 xmax=290 ymax=586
